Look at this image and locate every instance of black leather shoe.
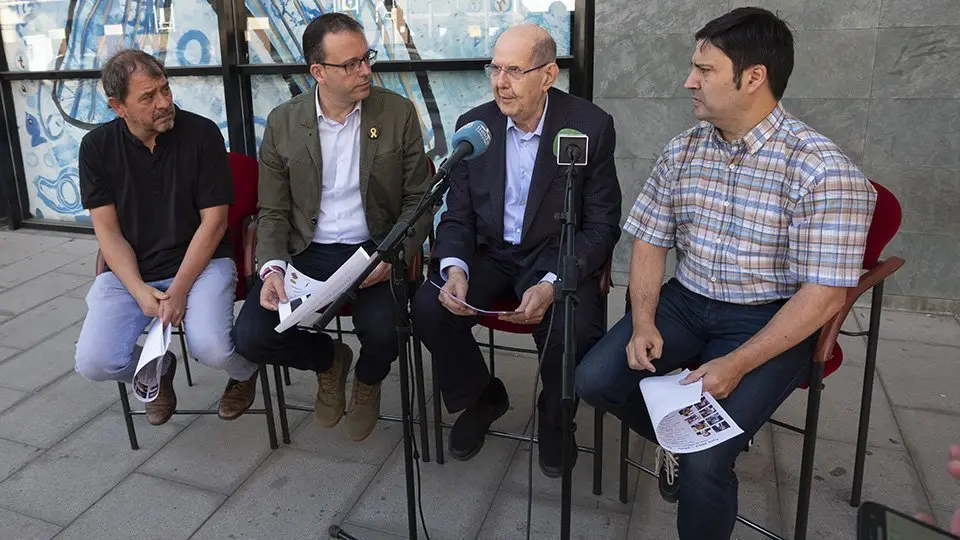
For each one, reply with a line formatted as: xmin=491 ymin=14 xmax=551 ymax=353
xmin=449 ymin=378 xmax=509 ymax=461
xmin=538 ymin=408 xmax=578 ymax=478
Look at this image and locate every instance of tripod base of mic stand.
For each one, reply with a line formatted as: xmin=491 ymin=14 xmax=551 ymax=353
xmin=329 ymin=524 xmax=360 ymax=540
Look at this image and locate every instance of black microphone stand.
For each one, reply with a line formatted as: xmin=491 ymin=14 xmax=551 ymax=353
xmin=322 ymin=164 xmax=454 ymax=540
xmin=557 ymin=145 xmax=582 ymax=540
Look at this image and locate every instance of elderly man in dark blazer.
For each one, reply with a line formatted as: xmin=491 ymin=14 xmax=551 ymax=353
xmin=411 ymin=23 xmax=621 ymax=477
xmin=234 ymin=13 xmax=431 ymax=443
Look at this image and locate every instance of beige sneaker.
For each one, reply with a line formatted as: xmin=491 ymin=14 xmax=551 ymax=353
xmin=345 ymin=377 xmax=382 ymax=441
xmin=315 ymin=342 xmax=353 ymax=427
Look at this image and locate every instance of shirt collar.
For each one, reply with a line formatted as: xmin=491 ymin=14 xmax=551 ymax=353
xmin=506 ymin=94 xmax=549 ymax=139
xmin=315 ymin=86 xmax=362 ymax=124
xmin=711 ymin=102 xmax=785 ymax=155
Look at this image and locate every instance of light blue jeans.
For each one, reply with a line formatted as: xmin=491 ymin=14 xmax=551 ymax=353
xmin=74 ymin=257 xmax=258 ymax=383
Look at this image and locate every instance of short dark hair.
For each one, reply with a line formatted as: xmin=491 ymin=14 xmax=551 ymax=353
xmin=530 ymin=33 xmax=557 ymax=66
xmin=101 ymin=49 xmax=167 ymax=102
xmin=302 ymin=13 xmax=364 ymax=66
xmin=695 ymin=7 xmax=794 ymax=100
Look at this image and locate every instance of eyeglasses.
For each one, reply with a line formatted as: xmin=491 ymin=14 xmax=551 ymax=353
xmin=320 ymin=49 xmax=377 ymax=74
xmin=484 ymin=62 xmax=548 ymax=80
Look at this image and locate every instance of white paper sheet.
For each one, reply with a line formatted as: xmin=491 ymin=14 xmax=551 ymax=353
xmin=428 ymin=280 xmax=516 ymax=315
xmin=274 ymin=247 xmax=373 ymax=333
xmin=638 ymin=369 xmax=744 ymax=454
xmin=133 ymin=318 xmax=172 ymax=403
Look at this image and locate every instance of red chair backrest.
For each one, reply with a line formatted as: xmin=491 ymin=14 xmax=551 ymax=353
xmin=228 ymin=152 xmax=260 ymax=301
xmin=818 ymin=179 xmax=901 ymax=384
xmin=861 ymin=180 xmax=902 ymax=270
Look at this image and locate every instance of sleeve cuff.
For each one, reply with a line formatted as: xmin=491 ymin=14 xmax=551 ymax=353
xmin=258 ymin=259 xmax=288 ymax=280
xmin=439 ymin=257 xmax=469 ymax=281
xmin=539 ymin=272 xmax=558 ymax=284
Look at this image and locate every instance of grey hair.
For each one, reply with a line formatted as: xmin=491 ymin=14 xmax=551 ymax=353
xmin=101 ymin=49 xmax=167 ymax=102
xmin=530 ymin=33 xmax=557 ymax=66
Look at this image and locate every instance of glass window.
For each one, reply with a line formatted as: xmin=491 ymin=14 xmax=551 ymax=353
xmin=13 ymin=76 xmax=228 ymax=222
xmin=251 ymin=69 xmax=569 ymax=161
xmin=252 ymin=69 xmax=569 ymax=235
xmin=245 ymin=0 xmax=572 ymax=64
xmin=0 ymin=0 xmax=222 ymax=71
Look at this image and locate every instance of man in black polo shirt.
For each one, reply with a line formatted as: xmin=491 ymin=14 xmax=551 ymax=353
xmin=73 ymin=49 xmax=259 ymax=426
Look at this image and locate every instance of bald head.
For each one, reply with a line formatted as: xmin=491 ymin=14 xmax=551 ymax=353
xmin=495 ymin=24 xmax=556 ymax=67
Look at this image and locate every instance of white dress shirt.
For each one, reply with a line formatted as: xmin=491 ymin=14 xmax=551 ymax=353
xmin=440 ymin=97 xmax=556 ymax=285
xmin=259 ymin=91 xmax=370 ymax=280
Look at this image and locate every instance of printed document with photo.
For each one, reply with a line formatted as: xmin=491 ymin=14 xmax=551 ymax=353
xmin=133 ymin=318 xmax=173 ymax=402
xmin=275 ymin=247 xmax=372 ymax=333
xmin=639 ymin=369 xmax=744 ymax=453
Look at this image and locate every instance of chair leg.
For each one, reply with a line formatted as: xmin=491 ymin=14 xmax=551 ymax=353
xmin=432 ymin=352 xmax=445 ymax=464
xmin=273 ymin=365 xmax=292 ymax=444
xmin=487 ymin=327 xmax=496 ymax=379
xmin=412 ymin=337 xmax=431 ymax=463
xmin=795 ymin=362 xmax=824 ymax=540
xmin=259 ymin=365 xmax=279 ymax=450
xmin=593 ymin=408 xmax=604 ymax=495
xmin=851 ymin=281 xmax=884 ymax=507
xmin=117 ymin=382 xmax=139 ymax=450
xmin=283 ymin=366 xmax=291 ymax=386
xmin=336 ymin=316 xmax=343 ymax=342
xmin=619 ymin=419 xmax=629 ymax=504
xmin=178 ymin=329 xmax=193 ymax=387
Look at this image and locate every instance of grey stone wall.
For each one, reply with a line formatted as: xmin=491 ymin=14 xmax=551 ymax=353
xmin=594 ymin=0 xmax=960 ymax=313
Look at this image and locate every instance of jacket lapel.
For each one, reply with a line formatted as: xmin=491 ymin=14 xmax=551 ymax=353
xmin=521 ymin=89 xmax=566 ymax=241
xmin=358 ymin=90 xmax=384 ymax=204
xmin=299 ymin=92 xmax=323 ymax=190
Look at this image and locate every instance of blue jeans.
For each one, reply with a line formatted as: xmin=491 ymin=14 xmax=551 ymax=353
xmin=74 ymin=257 xmax=258 ymax=383
xmin=576 ymin=279 xmax=813 ymax=540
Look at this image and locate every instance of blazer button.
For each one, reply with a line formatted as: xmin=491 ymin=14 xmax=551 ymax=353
xmin=288 ymin=248 xmax=296 ymax=255
xmin=310 ymin=217 xmax=318 ymax=225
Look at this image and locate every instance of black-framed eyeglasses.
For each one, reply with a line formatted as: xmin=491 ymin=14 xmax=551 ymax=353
xmin=484 ymin=62 xmax=548 ymax=80
xmin=319 ymin=49 xmax=377 ymax=74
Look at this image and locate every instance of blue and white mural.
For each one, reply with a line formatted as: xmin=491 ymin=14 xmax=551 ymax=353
xmin=0 ymin=0 xmax=571 ymax=222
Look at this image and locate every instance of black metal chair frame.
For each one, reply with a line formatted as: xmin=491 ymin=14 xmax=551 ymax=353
xmin=617 ymin=273 xmax=901 ymax=540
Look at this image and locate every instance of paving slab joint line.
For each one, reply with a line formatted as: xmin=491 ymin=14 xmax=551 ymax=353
xmin=0 ymin=502 xmax=64 ymax=530
xmin=0 ymin=399 xmax=196 ymax=529
xmin=873 ymin=365 xmax=937 ymax=518
xmin=471 ymin=416 xmax=532 ymax=540
xmin=335 ymin=419 xmax=421 ymax=534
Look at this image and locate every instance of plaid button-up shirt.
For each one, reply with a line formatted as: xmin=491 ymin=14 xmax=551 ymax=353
xmin=626 ymin=103 xmax=877 ymax=305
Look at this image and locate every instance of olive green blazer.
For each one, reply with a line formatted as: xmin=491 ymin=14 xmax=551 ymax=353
xmin=255 ymin=85 xmax=432 ymax=268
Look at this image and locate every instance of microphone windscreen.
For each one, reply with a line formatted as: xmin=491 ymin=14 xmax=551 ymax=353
xmin=451 ymin=120 xmax=492 ymax=160
xmin=553 ymin=127 xmax=586 ymax=157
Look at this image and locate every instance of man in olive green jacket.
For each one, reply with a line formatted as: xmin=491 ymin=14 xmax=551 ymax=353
xmin=233 ymin=13 xmax=431 ymax=442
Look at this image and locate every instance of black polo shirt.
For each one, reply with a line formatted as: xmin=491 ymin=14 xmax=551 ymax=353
xmin=79 ymin=107 xmax=234 ymax=282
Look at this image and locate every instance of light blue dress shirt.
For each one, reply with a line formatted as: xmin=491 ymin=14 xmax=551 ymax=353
xmin=441 ymin=97 xmax=556 ymax=285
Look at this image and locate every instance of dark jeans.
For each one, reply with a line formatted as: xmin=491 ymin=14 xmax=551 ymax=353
xmin=575 ymin=279 xmax=813 ymax=540
xmin=411 ymin=249 xmax=605 ymax=426
xmin=233 ymin=242 xmax=399 ymax=385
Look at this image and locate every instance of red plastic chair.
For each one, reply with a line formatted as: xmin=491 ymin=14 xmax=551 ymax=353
xmin=618 ymin=179 xmax=905 ymax=540
xmin=240 ymin=158 xmax=434 ymax=459
xmin=105 ymin=151 xmax=278 ymax=451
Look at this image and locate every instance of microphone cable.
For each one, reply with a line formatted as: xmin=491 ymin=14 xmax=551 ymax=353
xmin=388 ymin=275 xmax=432 ymax=540
xmin=525 ymin=221 xmax=568 ymax=540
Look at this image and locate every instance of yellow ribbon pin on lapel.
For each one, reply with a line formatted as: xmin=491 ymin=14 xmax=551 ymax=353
xmin=369 ymin=127 xmax=378 ymax=139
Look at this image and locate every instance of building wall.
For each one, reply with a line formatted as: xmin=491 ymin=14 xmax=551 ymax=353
xmin=594 ymin=0 xmax=960 ymax=313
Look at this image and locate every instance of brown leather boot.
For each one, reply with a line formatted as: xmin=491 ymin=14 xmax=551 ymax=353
xmin=345 ymin=377 xmax=381 ymax=442
xmin=146 ymin=352 xmax=177 ymax=426
xmin=218 ymin=370 xmax=259 ymax=420
xmin=314 ymin=342 xmax=353 ymax=428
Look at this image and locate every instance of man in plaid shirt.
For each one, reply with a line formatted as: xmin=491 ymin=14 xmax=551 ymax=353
xmin=575 ymin=7 xmax=876 ymax=540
